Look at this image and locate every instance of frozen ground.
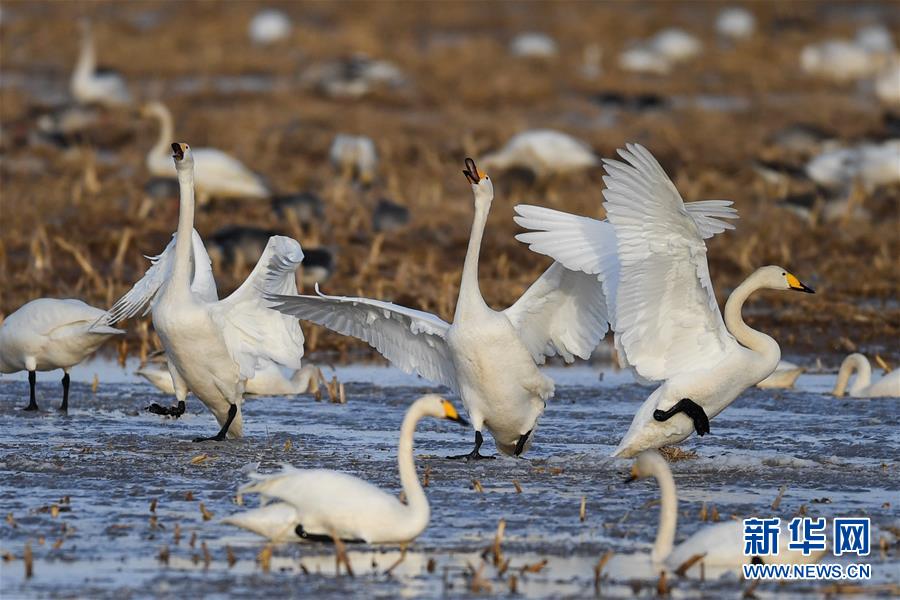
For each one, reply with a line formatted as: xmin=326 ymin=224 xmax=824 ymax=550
xmin=0 ymin=360 xmax=897 ymax=598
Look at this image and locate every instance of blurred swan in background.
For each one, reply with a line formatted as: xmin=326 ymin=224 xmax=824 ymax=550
xmin=142 ymin=102 xmax=270 ymax=205
xmin=229 ymin=395 xmax=467 ymax=544
xmin=756 ymin=360 xmax=805 ymax=389
xmin=805 ymin=140 xmax=900 ymax=193
xmin=619 ymin=28 xmax=701 ymax=74
xmin=801 ymin=25 xmax=895 ymax=82
xmin=267 ymin=159 xmax=609 ymax=460
xmin=715 ymin=7 xmax=755 ymax=40
xmin=875 ymin=60 xmax=900 ymax=105
xmin=71 ymin=20 xmax=131 ymax=107
xmin=0 ymin=299 xmax=123 ymax=411
xmin=832 ymin=353 xmax=900 ymax=398
xmin=510 ymin=32 xmax=558 ymax=59
xmin=329 ymin=134 xmax=378 ymax=185
xmin=480 ymin=130 xmax=598 ymax=179
xmin=248 ymin=8 xmax=291 ymax=45
xmin=106 ymin=143 xmax=305 ymax=440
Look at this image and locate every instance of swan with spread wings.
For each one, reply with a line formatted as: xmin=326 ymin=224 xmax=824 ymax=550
xmin=267 ymin=159 xmax=609 ymax=459
xmin=106 ymin=142 xmax=304 ymax=440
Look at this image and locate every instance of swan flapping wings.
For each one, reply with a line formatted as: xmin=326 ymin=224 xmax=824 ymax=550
xmin=265 ymin=286 xmax=457 ymax=391
xmin=603 ymin=143 xmax=739 ymax=382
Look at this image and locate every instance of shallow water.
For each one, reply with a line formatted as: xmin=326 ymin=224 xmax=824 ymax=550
xmin=0 ymin=362 xmax=897 ymax=598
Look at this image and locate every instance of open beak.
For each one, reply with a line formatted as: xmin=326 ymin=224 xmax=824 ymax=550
xmin=462 ymin=157 xmax=481 ymax=185
xmin=171 ymin=143 xmax=184 ymax=161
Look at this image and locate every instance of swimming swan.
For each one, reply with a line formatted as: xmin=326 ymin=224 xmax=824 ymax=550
xmin=142 ymin=102 xmax=270 ymax=205
xmin=832 ymin=353 xmax=900 ymax=398
xmin=71 ymin=20 xmax=131 ymax=107
xmin=106 ymin=143 xmax=304 ymax=440
xmin=229 ymin=395 xmax=467 ymax=543
xmin=266 ymin=159 xmax=609 ymax=459
xmin=513 ymin=144 xmax=814 ymax=457
xmin=0 ymin=299 xmax=123 ymax=411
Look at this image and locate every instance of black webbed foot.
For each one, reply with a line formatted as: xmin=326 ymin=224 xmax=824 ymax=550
xmin=653 ymin=398 xmax=711 ymax=436
xmin=147 ymin=400 xmax=186 ymax=418
xmin=447 ymin=430 xmax=494 ymax=461
xmin=192 ymin=403 xmax=237 ymax=443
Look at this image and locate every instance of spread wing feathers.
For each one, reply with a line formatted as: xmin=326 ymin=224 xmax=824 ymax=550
xmin=212 ymin=236 xmax=305 ymax=378
xmin=683 ymin=200 xmax=739 ymax=239
xmin=513 ymin=204 xmax=620 ymax=326
xmin=105 ymin=229 xmax=217 ymax=324
xmin=265 ymin=286 xmax=457 ymax=391
xmin=504 ymin=262 xmax=610 ymax=364
xmin=602 ymin=143 xmax=738 ymax=382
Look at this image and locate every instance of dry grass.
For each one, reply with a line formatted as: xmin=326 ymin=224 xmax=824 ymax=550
xmin=0 ymin=1 xmax=897 ymax=362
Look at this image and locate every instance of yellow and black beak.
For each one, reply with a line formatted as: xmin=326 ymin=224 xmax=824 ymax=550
xmin=462 ymin=157 xmax=485 ymax=185
xmin=786 ymin=273 xmax=815 ymax=294
xmin=442 ymin=399 xmax=469 ymax=426
xmin=171 ymin=142 xmax=185 ymax=161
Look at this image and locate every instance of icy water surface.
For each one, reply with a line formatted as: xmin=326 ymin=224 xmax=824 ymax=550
xmin=0 ymin=362 xmax=897 ymax=598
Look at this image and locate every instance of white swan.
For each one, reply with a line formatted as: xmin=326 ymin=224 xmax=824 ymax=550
xmin=756 ymin=360 xmax=805 ymax=389
xmin=716 ymin=7 xmax=756 ymax=40
xmin=329 ymin=134 xmax=377 ymax=185
xmin=833 ymin=353 xmax=900 ymax=398
xmin=623 ymin=450 xmax=826 ymax=573
xmin=229 ymin=395 xmax=467 ymax=543
xmin=510 ymin=32 xmax=559 ymax=59
xmin=71 ymin=20 xmax=131 ymax=107
xmin=805 ymin=140 xmax=900 ymax=193
xmin=223 ymin=502 xmax=304 ymax=542
xmin=480 ymin=130 xmax=599 ymax=179
xmin=142 ymin=102 xmax=270 ymax=205
xmin=513 ymin=144 xmax=814 ymax=457
xmin=618 ymin=28 xmax=702 ymax=75
xmin=106 ymin=143 xmax=305 ymax=440
xmin=0 ymin=299 xmax=123 ymax=411
xmin=266 ymin=158 xmax=609 ymax=459
xmin=248 ymin=9 xmax=291 ymax=45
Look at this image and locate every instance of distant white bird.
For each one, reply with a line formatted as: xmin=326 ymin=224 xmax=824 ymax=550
xmin=481 ymin=130 xmax=598 ymax=179
xmin=267 ymin=159 xmax=609 ymax=459
xmin=833 ymin=353 xmax=900 ymax=398
xmin=623 ymin=450 xmax=826 ymax=571
xmin=510 ymin=32 xmax=558 ymax=58
xmin=805 ymin=140 xmax=900 ymax=192
xmin=329 ymin=134 xmax=377 ymax=184
xmin=801 ymin=25 xmax=894 ymax=83
xmin=647 ymin=28 xmax=702 ymax=62
xmin=875 ymin=61 xmax=900 ymax=105
xmin=0 ymin=299 xmax=123 ymax=411
xmin=756 ymin=360 xmax=805 ymax=389
xmin=716 ymin=7 xmax=756 ymax=40
xmin=107 ymin=143 xmax=305 ymax=440
xmin=304 ymin=54 xmax=406 ymax=100
xmin=248 ymin=9 xmax=291 ymax=45
xmin=855 ymin=24 xmax=895 ymax=55
xmin=71 ymin=20 xmax=131 ymax=107
xmin=137 ymin=351 xmax=323 ymax=397
xmin=618 ymin=46 xmax=672 ymax=75
xmin=142 ymin=102 xmax=270 ymax=205
xmin=513 ymin=144 xmax=814 ymax=457
xmin=229 ymin=395 xmax=468 ymax=543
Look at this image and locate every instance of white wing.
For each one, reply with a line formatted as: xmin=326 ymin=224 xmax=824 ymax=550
xmin=105 ymin=230 xmax=217 ymax=324
xmin=602 ymin=143 xmax=739 ymax=382
xmin=211 ymin=236 xmax=305 ymax=378
xmin=265 ymin=286 xmax=457 ymax=391
xmin=503 ymin=262 xmax=610 ymax=364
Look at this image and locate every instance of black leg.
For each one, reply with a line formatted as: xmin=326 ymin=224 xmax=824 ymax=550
xmin=193 ymin=404 xmax=237 ymax=442
xmin=24 ymin=371 xmax=38 ymax=411
xmin=514 ymin=429 xmax=533 ymax=457
xmin=59 ymin=373 xmax=70 ymax=412
xmin=653 ymin=398 xmax=711 ymax=436
xmin=447 ymin=430 xmax=494 ymax=461
xmin=147 ymin=400 xmax=186 ymax=418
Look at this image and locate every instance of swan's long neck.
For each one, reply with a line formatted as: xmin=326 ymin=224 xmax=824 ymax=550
xmin=651 ymin=460 xmax=678 ymax=563
xmin=150 ymin=108 xmax=175 ymax=166
xmin=834 ymin=354 xmax=870 ymax=396
xmin=454 ymin=199 xmax=490 ymax=321
xmin=397 ymin=403 xmax=429 ymax=536
xmin=172 ymin=166 xmax=195 ymax=290
xmin=723 ymin=274 xmax=780 ymax=371
xmin=75 ymin=29 xmax=96 ymax=79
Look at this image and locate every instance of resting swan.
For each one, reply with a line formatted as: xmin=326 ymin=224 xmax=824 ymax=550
xmin=832 ymin=353 xmax=900 ymax=398
xmin=266 ymin=159 xmax=609 ymax=459
xmin=228 ymin=395 xmax=467 ymax=543
xmin=0 ymin=299 xmax=123 ymax=411
xmin=142 ymin=102 xmax=270 ymax=205
xmin=71 ymin=20 xmax=131 ymax=107
xmin=106 ymin=143 xmax=304 ymax=440
xmin=514 ymin=144 xmax=815 ymax=457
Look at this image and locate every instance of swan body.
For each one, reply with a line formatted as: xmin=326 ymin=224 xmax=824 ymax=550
xmin=0 ymin=299 xmax=123 ymax=411
xmin=855 ymin=24 xmax=895 ymax=55
xmin=647 ymin=29 xmax=702 ymax=62
xmin=481 ymin=130 xmax=598 ymax=179
xmin=618 ymin=46 xmax=672 ymax=75
xmin=875 ymin=61 xmax=900 ymax=105
xmin=248 ymin=9 xmax=291 ymax=45
xmin=805 ymin=140 xmax=900 ymax=192
xmin=142 ymin=102 xmax=270 ymax=205
xmin=800 ymin=32 xmax=891 ymax=81
xmin=510 ymin=32 xmax=558 ymax=58
xmin=229 ymin=395 xmax=467 ymax=543
xmin=716 ymin=8 xmax=755 ymax=40
xmin=756 ymin=360 xmax=804 ymax=389
xmin=107 ymin=143 xmax=305 ymax=439
xmin=833 ymin=353 xmax=900 ymax=398
xmin=513 ymin=144 xmax=813 ymax=457
xmin=71 ymin=21 xmax=131 ymax=107
xmin=329 ymin=134 xmax=377 ymax=184
xmin=267 ymin=159 xmax=609 ymax=458
xmin=223 ymin=502 xmax=302 ymax=542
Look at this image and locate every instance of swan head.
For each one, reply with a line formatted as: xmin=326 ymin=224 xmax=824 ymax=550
xmin=755 ymin=265 xmax=815 ymax=294
xmin=415 ymin=394 xmax=469 ymax=425
xmin=172 ymin=142 xmax=194 ymax=170
xmin=463 ymin=157 xmax=493 ymax=204
xmin=627 ymin=449 xmax=669 ymax=482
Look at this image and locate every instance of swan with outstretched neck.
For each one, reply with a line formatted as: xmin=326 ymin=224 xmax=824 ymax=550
xmin=833 ymin=353 xmax=900 ymax=398
xmin=228 ymin=395 xmax=468 ymax=543
xmin=106 ymin=142 xmax=304 ymax=440
xmin=267 ymin=158 xmax=609 ymax=460
xmin=70 ymin=20 xmax=131 ymax=107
